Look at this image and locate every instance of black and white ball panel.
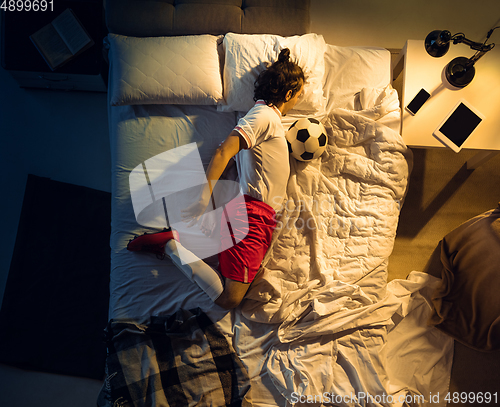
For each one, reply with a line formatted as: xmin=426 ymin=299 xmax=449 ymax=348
xmin=286 ymin=118 xmax=327 ymax=162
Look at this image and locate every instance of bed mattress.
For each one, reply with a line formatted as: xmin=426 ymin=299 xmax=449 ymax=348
xmin=107 ymin=44 xmax=392 ymax=319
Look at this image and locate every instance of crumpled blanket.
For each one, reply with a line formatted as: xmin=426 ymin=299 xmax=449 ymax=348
xmin=232 ymin=86 xmax=455 ymax=406
xmin=97 ymin=308 xmax=251 ymax=407
xmin=241 ymin=85 xmax=410 ymax=327
xmin=258 ymin=272 xmax=454 ymax=407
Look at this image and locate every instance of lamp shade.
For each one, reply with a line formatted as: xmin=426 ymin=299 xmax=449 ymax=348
xmin=425 ymin=30 xmax=452 ymax=57
xmin=445 ymin=56 xmax=475 ymax=88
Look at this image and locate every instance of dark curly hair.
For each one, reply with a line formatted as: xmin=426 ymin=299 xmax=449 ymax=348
xmin=254 ymin=48 xmax=305 ymax=106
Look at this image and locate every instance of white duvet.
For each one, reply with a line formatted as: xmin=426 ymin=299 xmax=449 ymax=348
xmin=230 ymin=86 xmax=453 ymax=406
xmin=242 ymin=85 xmax=407 ymax=323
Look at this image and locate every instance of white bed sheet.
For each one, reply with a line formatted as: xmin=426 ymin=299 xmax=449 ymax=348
xmin=107 ymin=44 xmax=453 ymax=407
xmin=108 ymin=103 xmax=233 ymax=322
xmin=107 ymin=44 xmax=392 ymax=321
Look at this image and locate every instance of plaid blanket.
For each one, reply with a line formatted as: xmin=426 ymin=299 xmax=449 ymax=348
xmin=97 ymin=308 xmax=251 ymax=407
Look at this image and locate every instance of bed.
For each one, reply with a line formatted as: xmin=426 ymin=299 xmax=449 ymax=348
xmin=98 ymin=1 xmax=454 ymax=406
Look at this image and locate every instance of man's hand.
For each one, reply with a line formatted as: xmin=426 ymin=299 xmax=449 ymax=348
xmin=181 ymin=198 xmax=210 ymax=228
xmin=199 ymin=209 xmax=217 ymax=237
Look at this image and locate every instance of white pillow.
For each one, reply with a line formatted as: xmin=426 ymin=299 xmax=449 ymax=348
xmin=108 ymin=34 xmax=224 ymax=106
xmin=219 ymin=33 xmax=327 ymax=114
xmin=323 ymin=45 xmax=392 ymax=110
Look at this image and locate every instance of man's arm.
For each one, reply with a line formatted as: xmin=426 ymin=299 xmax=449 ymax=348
xmin=181 ymin=130 xmax=245 ymax=224
xmin=205 ymin=130 xmax=244 ymax=195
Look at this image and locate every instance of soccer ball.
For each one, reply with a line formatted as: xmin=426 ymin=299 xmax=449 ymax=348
xmin=286 ymin=118 xmax=327 ymax=162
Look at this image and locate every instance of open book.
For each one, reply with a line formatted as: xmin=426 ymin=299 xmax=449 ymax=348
xmin=29 ymin=9 xmax=95 ymax=71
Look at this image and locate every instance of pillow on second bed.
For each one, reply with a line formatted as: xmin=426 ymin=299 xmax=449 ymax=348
xmin=108 ymin=34 xmax=224 ymax=106
xmin=220 ymin=33 xmax=327 ymax=114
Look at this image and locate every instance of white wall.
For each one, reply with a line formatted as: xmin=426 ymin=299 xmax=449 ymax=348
xmin=310 ymin=0 xmax=500 ymax=48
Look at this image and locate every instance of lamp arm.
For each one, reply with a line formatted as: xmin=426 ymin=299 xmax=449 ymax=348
xmin=450 ymin=32 xmax=495 ymax=66
xmin=469 ymin=44 xmax=495 ymax=65
xmin=451 ymin=33 xmax=494 ymax=52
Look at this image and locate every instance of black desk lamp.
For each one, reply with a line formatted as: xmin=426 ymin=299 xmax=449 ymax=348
xmin=425 ymin=28 xmax=498 ymax=88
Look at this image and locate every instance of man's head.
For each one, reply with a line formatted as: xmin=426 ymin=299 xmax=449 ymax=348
xmin=253 ymin=48 xmax=305 ymax=114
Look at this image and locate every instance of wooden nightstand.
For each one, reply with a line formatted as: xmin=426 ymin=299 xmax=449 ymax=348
xmin=1 ymin=0 xmax=107 ymax=92
xmin=393 ymin=40 xmax=500 ymax=168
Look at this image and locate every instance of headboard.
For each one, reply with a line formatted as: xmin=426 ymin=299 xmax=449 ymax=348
xmin=104 ymin=0 xmax=311 ymax=37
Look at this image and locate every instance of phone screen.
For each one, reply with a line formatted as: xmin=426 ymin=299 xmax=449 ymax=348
xmin=406 ymin=89 xmax=431 ymax=115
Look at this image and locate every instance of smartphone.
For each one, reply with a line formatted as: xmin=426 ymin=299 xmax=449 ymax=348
xmin=406 ymin=88 xmax=431 ymax=115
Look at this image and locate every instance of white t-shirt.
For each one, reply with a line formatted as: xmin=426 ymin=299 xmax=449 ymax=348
xmin=234 ymin=101 xmax=289 ymax=211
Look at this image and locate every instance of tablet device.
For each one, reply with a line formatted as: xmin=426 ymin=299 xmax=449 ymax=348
xmin=433 ymin=100 xmax=484 ymax=153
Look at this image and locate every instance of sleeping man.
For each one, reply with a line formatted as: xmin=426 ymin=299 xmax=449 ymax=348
xmin=127 ymin=48 xmax=304 ymax=309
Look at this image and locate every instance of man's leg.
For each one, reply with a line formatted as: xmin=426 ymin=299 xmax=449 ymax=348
xmin=127 ymin=229 xmax=252 ymax=308
xmin=214 ymin=278 xmax=250 ymax=309
xmin=165 ymin=240 xmax=250 ymax=308
xmin=164 ymin=239 xmax=224 ymax=302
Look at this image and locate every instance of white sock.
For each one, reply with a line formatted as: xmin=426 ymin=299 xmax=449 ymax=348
xmin=165 ymin=240 xmax=224 ymax=302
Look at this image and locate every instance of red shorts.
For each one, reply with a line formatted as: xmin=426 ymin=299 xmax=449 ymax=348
xmin=218 ymin=195 xmax=276 ymax=284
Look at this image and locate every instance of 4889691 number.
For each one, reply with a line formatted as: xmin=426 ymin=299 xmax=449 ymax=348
xmin=1 ymin=0 xmax=54 ymax=11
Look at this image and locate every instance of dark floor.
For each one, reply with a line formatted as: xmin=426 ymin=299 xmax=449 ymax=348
xmin=0 ymin=59 xmax=108 ymax=406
